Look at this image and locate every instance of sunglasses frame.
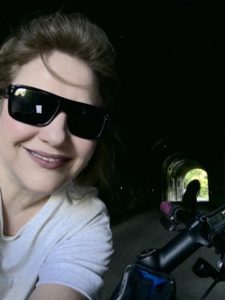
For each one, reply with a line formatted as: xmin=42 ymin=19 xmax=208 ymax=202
xmin=6 ymin=84 xmax=109 ymax=140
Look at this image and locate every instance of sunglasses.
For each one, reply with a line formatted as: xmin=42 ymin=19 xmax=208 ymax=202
xmin=6 ymin=84 xmax=108 ymax=140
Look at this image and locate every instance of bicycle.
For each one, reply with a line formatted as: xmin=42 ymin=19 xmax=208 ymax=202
xmin=110 ymin=201 xmax=225 ymax=300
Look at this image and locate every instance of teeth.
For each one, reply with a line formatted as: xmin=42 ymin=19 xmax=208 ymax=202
xmin=30 ymin=151 xmax=62 ymax=162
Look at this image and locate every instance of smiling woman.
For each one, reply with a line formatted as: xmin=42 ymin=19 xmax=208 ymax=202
xmin=0 ymin=11 xmax=116 ymax=300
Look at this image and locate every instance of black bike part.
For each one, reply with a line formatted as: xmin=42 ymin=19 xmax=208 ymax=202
xmin=138 ymin=218 xmax=212 ymax=273
xmin=192 ymin=257 xmax=222 ymax=281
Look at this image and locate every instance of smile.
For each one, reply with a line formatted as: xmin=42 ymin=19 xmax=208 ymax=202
xmin=25 ymin=148 xmax=70 ymax=169
xmin=30 ymin=151 xmax=65 ymax=162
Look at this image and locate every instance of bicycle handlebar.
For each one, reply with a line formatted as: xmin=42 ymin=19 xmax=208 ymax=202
xmin=137 ymin=204 xmax=225 ymax=273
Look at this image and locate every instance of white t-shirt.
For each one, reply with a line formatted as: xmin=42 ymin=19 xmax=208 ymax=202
xmin=0 ymin=182 xmax=113 ymax=300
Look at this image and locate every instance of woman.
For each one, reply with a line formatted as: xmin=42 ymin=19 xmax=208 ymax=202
xmin=0 ymin=11 xmax=116 ymax=300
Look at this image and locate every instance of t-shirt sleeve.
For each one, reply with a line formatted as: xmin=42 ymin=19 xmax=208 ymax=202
xmin=37 ymin=210 xmax=113 ymax=300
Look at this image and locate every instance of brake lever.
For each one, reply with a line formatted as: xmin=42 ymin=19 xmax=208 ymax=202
xmin=192 ymin=257 xmax=223 ymax=281
xmin=160 ymin=216 xmax=185 ymax=232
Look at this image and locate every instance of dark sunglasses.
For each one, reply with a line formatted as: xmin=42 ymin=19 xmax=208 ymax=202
xmin=6 ymin=84 xmax=108 ymax=140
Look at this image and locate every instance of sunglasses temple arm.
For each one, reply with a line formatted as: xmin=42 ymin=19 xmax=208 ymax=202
xmin=97 ymin=115 xmax=109 ymax=138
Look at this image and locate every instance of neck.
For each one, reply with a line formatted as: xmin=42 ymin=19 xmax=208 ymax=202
xmin=0 ymin=172 xmax=50 ymax=236
xmin=0 ymin=188 xmax=49 ymax=236
xmin=0 ymin=159 xmax=51 ymax=209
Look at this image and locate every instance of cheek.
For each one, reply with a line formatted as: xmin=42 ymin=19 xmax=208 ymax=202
xmin=73 ymin=138 xmax=97 ymax=161
xmin=0 ymin=101 xmax=35 ymax=140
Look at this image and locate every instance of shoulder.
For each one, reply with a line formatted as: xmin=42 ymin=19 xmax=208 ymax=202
xmin=46 ymin=182 xmax=111 ymax=239
xmin=50 ymin=182 xmax=108 ymax=219
xmin=64 ymin=182 xmax=109 ymax=221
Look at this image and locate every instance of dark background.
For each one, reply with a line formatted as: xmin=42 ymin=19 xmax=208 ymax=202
xmin=1 ymin=0 xmax=225 ymax=220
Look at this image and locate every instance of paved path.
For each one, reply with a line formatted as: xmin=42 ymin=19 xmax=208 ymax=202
xmin=101 ymin=209 xmax=225 ymax=300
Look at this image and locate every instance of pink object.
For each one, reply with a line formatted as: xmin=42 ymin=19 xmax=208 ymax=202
xmin=160 ymin=201 xmax=172 ymax=216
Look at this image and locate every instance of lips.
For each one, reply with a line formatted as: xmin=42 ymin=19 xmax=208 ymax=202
xmin=25 ymin=148 xmax=71 ymax=169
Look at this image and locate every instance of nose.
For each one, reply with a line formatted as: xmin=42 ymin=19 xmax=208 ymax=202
xmin=38 ymin=112 xmax=69 ymax=146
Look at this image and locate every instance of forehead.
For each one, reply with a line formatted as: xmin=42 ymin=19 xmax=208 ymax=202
xmin=12 ymin=51 xmax=101 ymax=105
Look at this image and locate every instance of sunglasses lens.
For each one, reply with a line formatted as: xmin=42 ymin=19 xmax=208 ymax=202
xmin=67 ymin=103 xmax=106 ymax=139
xmin=8 ymin=86 xmax=58 ymax=125
xmin=7 ymin=85 xmax=107 ymax=139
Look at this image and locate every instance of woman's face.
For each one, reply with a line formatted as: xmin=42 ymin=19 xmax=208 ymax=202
xmin=0 ymin=51 xmax=100 ymax=196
